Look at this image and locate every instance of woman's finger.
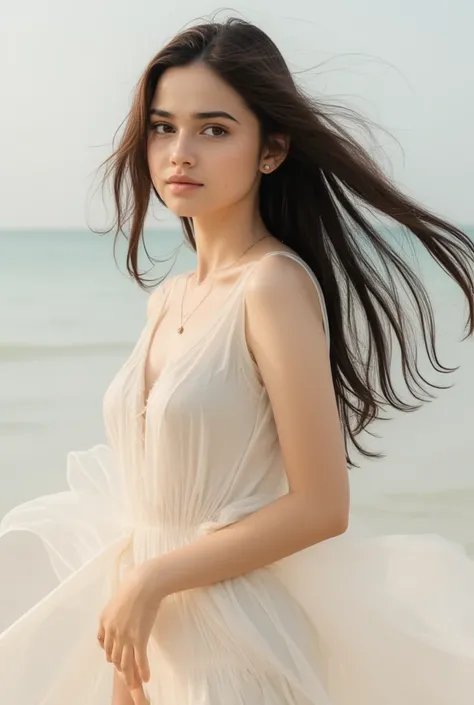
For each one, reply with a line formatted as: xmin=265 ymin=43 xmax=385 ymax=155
xmin=103 ymin=630 xmax=115 ymax=664
xmin=134 ymin=643 xmax=150 ymax=684
xmin=120 ymin=643 xmax=135 ymax=688
xmin=111 ymin=638 xmax=123 ymax=672
xmin=96 ymin=623 xmax=106 ymax=648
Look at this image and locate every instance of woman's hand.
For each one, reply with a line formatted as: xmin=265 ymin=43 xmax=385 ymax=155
xmin=97 ymin=562 xmax=163 ymax=691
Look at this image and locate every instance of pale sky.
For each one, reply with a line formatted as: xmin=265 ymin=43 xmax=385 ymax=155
xmin=1 ymin=0 xmax=472 ymax=229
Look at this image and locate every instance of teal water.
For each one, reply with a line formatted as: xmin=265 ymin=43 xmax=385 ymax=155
xmin=0 ymin=229 xmax=191 ymax=509
xmin=1 ymin=227 xmax=474 ymax=552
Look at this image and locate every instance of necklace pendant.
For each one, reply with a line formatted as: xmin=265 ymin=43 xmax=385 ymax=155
xmin=177 ymin=326 xmax=184 ymax=334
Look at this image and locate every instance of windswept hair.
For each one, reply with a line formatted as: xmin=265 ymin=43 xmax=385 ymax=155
xmin=97 ymin=16 xmax=474 ymax=468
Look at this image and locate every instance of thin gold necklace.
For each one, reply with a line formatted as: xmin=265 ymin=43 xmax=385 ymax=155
xmin=177 ymin=235 xmax=270 ymax=334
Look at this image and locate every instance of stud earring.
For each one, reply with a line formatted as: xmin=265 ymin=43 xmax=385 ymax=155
xmin=263 ymin=164 xmax=271 ymax=172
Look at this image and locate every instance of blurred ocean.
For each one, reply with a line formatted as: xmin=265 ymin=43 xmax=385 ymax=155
xmin=1 ymin=225 xmax=474 ymax=605
xmin=0 ymin=229 xmax=193 ymax=509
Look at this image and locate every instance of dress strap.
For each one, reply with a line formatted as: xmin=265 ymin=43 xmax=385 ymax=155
xmin=244 ymin=251 xmax=331 ymax=351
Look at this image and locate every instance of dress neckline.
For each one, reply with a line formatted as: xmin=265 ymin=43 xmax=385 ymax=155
xmin=139 ymin=249 xmax=303 ymax=435
xmin=141 ymin=262 xmax=251 ymax=423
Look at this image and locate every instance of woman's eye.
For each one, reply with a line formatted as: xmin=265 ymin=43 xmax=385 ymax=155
xmin=151 ymin=123 xmax=173 ymax=134
xmin=150 ymin=123 xmax=227 ymax=137
xmin=203 ymin=125 xmax=227 ymax=137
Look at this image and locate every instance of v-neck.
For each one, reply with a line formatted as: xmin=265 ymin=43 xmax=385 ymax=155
xmin=140 ymin=267 xmax=249 ymax=424
xmin=139 ymin=249 xmax=304 ymax=434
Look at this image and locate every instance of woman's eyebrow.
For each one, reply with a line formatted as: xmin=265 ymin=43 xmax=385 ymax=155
xmin=149 ymin=108 xmax=240 ymax=124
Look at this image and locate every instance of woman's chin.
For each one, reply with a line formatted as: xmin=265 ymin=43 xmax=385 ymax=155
xmin=168 ymin=205 xmax=200 ymax=218
xmin=165 ymin=200 xmax=213 ymax=219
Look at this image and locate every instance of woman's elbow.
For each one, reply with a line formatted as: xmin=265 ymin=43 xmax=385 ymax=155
xmin=306 ymin=504 xmax=349 ymax=543
xmin=330 ymin=511 xmax=349 ymax=537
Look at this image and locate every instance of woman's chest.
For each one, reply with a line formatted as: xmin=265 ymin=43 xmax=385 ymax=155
xmin=144 ymin=278 xmax=245 ymax=400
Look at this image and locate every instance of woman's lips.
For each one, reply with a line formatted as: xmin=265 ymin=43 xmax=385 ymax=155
xmin=167 ymin=183 xmax=203 ymax=195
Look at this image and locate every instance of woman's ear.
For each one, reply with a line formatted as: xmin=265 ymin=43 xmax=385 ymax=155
xmin=262 ymin=134 xmax=290 ymax=171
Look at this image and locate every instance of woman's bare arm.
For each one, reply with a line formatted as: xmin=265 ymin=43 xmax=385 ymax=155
xmin=112 ymin=669 xmax=149 ymax=705
xmin=111 ymin=670 xmax=134 ymax=705
xmin=139 ymin=254 xmax=349 ymax=598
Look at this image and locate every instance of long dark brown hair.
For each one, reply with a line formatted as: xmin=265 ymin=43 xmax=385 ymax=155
xmin=97 ymin=16 xmax=474 ymax=468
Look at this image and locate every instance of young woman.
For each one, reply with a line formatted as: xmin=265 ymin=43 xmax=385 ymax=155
xmin=1 ymin=16 xmax=474 ymax=705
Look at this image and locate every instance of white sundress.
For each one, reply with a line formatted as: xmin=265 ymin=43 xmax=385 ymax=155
xmin=1 ymin=250 xmax=474 ymax=704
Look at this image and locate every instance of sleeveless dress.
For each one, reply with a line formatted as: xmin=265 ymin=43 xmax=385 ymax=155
xmin=1 ymin=250 xmax=474 ymax=704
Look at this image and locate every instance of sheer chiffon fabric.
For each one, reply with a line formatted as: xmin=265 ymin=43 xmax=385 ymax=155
xmin=1 ymin=252 xmax=474 ymax=703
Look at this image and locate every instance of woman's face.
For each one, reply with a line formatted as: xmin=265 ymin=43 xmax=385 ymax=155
xmin=147 ymin=62 xmax=264 ymax=218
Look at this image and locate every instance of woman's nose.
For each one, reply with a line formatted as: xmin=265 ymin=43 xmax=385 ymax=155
xmin=170 ymin=135 xmax=196 ymax=168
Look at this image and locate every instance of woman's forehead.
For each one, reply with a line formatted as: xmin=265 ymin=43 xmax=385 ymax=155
xmin=152 ymin=64 xmax=248 ymax=119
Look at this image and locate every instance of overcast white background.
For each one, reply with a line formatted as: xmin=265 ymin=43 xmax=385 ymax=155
xmin=0 ymin=0 xmax=472 ymax=229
